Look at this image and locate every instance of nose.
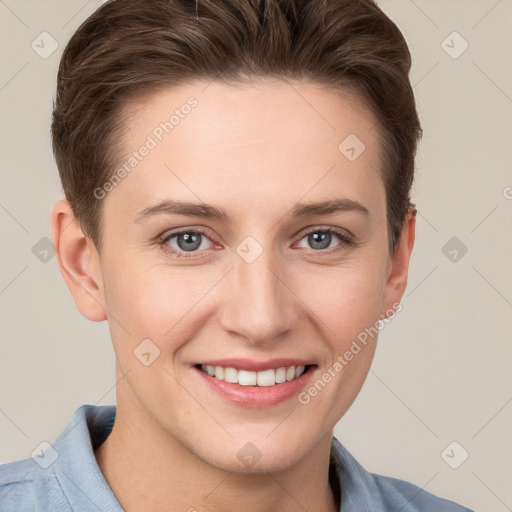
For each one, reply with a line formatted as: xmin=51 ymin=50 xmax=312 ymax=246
xmin=218 ymin=244 xmax=298 ymax=347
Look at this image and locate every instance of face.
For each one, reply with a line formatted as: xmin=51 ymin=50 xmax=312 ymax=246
xmin=65 ymin=79 xmax=411 ymax=473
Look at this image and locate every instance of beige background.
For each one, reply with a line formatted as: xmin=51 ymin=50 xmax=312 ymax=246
xmin=1 ymin=1 xmax=511 ymax=511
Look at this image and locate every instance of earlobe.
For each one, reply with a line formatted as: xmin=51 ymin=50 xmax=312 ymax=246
xmin=381 ymin=208 xmax=416 ymax=314
xmin=50 ymin=199 xmax=107 ymax=322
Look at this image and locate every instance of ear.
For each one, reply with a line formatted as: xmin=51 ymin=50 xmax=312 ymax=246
xmin=50 ymin=199 xmax=107 ymax=322
xmin=380 ymin=208 xmax=416 ymax=316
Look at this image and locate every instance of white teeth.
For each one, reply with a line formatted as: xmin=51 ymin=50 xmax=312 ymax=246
xmin=238 ymin=369 xmax=257 ymax=386
xmin=275 ymin=367 xmax=287 ymax=383
xmin=256 ymin=369 xmax=276 ymax=387
xmin=223 ymin=367 xmax=238 ymax=383
xmin=200 ymin=364 xmax=308 ymax=386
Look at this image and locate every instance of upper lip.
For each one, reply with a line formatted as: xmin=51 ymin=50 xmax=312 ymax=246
xmin=195 ymin=358 xmax=313 ymax=372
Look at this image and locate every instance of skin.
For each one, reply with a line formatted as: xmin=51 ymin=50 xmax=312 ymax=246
xmin=50 ymin=79 xmax=415 ymax=512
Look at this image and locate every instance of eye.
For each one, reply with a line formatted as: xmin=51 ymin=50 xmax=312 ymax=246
xmin=295 ymin=227 xmax=356 ymax=252
xmin=160 ymin=228 xmax=214 ymax=258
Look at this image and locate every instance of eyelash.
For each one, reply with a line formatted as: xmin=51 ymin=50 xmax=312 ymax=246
xmin=158 ymin=226 xmax=357 ymax=259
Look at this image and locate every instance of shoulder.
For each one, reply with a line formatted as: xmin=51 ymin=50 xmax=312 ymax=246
xmin=0 ymin=404 xmax=118 ymax=512
xmin=0 ymin=456 xmax=71 ymax=512
xmin=370 ymin=471 xmax=475 ymax=511
xmin=330 ymin=436 xmax=476 ymax=511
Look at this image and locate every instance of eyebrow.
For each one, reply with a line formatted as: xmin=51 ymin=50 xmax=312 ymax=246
xmin=134 ymin=197 xmax=370 ymax=224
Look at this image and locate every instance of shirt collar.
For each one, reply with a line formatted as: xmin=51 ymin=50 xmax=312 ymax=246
xmin=52 ymin=404 xmax=122 ymax=511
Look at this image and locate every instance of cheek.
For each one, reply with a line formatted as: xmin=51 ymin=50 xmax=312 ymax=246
xmin=301 ymin=259 xmax=386 ymax=347
xmin=292 ymin=264 xmax=384 ymax=425
xmin=103 ymin=261 xmax=216 ymax=353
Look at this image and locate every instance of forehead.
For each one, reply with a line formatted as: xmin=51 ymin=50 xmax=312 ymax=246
xmin=107 ymin=79 xmax=385 ymax=221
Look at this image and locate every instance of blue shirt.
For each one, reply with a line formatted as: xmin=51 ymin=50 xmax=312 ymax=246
xmin=0 ymin=404 xmax=475 ymax=511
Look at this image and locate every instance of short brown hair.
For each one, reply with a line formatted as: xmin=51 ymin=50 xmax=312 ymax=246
xmin=51 ymin=0 xmax=422 ymax=255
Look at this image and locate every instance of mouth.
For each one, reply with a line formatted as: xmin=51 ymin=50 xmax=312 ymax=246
xmin=195 ymin=363 xmax=313 ymax=386
xmin=192 ymin=360 xmax=317 ymax=408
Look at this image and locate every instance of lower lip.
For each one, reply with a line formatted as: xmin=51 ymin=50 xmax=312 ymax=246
xmin=193 ymin=366 xmax=316 ymax=408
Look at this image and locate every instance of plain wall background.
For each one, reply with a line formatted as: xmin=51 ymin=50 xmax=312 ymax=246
xmin=1 ymin=1 xmax=511 ymax=511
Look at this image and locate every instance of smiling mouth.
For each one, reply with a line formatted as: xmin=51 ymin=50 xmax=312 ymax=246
xmin=195 ymin=364 xmax=314 ymax=387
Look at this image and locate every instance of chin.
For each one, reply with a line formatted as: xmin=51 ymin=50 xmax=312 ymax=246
xmin=190 ymin=430 xmax=316 ymax=475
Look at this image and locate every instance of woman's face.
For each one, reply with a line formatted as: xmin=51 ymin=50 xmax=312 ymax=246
xmin=94 ymin=79 xmax=410 ymax=472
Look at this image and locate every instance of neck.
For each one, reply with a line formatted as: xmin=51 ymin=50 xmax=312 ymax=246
xmin=94 ymin=394 xmax=339 ymax=512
